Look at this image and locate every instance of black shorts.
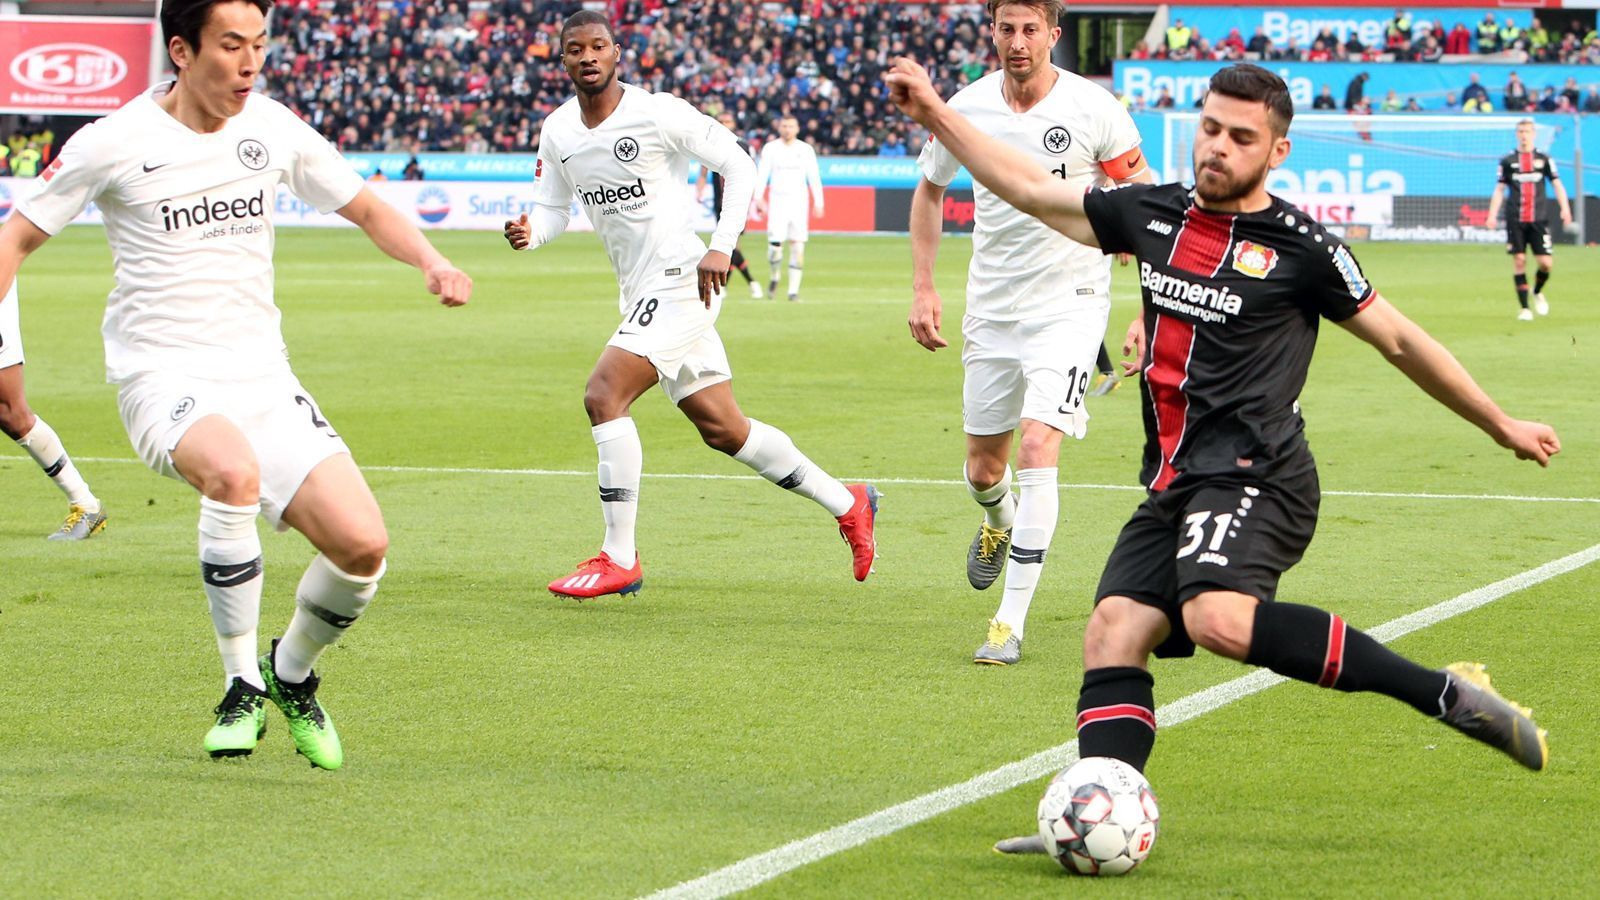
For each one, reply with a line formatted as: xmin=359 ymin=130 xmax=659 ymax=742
xmin=1506 ymin=222 xmax=1553 ymax=256
xmin=1095 ymin=473 xmax=1320 ymax=658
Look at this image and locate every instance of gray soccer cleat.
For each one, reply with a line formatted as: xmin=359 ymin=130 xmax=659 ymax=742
xmin=993 ymin=834 xmax=1050 ymax=855
xmin=48 ymin=504 xmax=107 ymax=541
xmin=1440 ymin=662 xmax=1548 ymax=771
xmin=1089 ymin=372 xmax=1121 ymax=397
xmin=967 ymin=523 xmax=1012 ymax=590
xmin=974 ymin=618 xmax=1021 ymax=666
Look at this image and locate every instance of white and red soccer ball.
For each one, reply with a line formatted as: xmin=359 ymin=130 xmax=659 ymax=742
xmin=1037 ymin=756 xmax=1160 ymax=876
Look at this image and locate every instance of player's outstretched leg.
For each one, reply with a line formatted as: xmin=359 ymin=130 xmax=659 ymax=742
xmin=1074 ymin=597 xmax=1166 ymax=771
xmin=964 ymin=463 xmax=1015 ymax=591
xmin=766 ymin=242 xmax=782 ymax=299
xmin=3 ymin=402 xmax=106 ymax=540
xmin=1221 ymin=597 xmax=1547 ymax=770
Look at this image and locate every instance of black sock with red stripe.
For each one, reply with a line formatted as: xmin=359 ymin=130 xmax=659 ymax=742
xmin=731 ymin=247 xmax=753 ymax=282
xmin=1245 ymin=602 xmax=1455 ymax=716
xmin=1076 ymin=667 xmax=1157 ymax=772
xmin=1514 ymin=273 xmax=1530 ymax=308
xmin=1534 ymin=268 xmax=1550 ymax=294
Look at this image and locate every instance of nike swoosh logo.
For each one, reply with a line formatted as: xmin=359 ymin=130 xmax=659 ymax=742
xmin=560 ymin=153 xmax=576 ymax=164
xmin=615 ymin=330 xmax=638 ymax=336
xmin=1127 ymin=151 xmax=1142 ymax=168
xmin=142 ymin=162 xmax=169 ymax=172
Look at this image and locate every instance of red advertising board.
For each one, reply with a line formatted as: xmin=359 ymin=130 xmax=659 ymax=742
xmin=1 ymin=16 xmax=154 ymax=115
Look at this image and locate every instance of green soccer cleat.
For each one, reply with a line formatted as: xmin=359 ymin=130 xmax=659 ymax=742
xmin=48 ymin=504 xmax=107 ymax=541
xmin=1441 ymin=662 xmax=1548 ymax=771
xmin=259 ymin=640 xmax=343 ymax=770
xmin=204 ymin=677 xmax=268 ymax=758
xmin=967 ymin=523 xmax=1011 ymax=590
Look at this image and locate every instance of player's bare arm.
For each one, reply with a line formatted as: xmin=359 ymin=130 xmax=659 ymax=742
xmin=0 ymin=214 xmax=52 ymax=303
xmin=1554 ymin=179 xmax=1573 ymax=227
xmin=1119 ymin=316 xmax=1147 ymax=376
xmin=1485 ymin=183 xmax=1504 ymax=226
xmin=907 ymin=176 xmax=949 ymax=351
xmin=886 ymin=58 xmax=1098 ymax=247
xmin=1339 ymin=294 xmax=1560 ymax=465
xmin=337 ymin=189 xmax=471 ymax=306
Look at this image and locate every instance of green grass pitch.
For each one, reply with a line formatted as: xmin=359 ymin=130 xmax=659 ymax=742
xmin=2 ymin=228 xmax=1597 ymax=897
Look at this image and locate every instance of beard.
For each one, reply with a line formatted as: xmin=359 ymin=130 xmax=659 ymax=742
xmin=573 ymin=68 xmax=616 ymax=97
xmin=1193 ymin=156 xmax=1270 ymax=204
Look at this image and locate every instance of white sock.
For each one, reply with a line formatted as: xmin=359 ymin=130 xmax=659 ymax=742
xmin=275 ymin=554 xmax=383 ymax=684
xmin=788 ymin=263 xmax=804 ymax=296
xmin=16 ymin=417 xmax=97 ymax=510
xmin=965 ymin=464 xmax=1016 ymax=530
xmin=593 ymin=417 xmax=642 ymax=568
xmin=198 ymin=496 xmax=265 ymax=690
xmin=994 ymin=467 xmax=1059 ymax=641
xmin=734 ymin=418 xmax=854 ymax=517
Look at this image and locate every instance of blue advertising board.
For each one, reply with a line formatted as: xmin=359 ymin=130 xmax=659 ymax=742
xmin=1167 ymin=7 xmax=1531 ymax=49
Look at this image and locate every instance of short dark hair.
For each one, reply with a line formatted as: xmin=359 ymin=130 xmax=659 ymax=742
xmin=160 ymin=0 xmax=273 ymax=54
xmin=1207 ymin=63 xmax=1294 ymax=136
xmin=562 ymin=10 xmax=616 ymax=44
xmin=986 ymin=0 xmax=1064 ymax=26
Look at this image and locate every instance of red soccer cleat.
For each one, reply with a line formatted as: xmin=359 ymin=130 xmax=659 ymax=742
xmin=548 ymin=552 xmax=643 ymax=599
xmin=836 ymin=484 xmax=880 ymax=582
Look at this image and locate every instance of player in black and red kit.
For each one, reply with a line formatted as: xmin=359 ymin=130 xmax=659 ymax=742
xmin=698 ymin=112 xmax=762 ymax=298
xmin=888 ymin=60 xmax=1559 ymax=796
xmin=1486 ymin=119 xmax=1571 ymax=321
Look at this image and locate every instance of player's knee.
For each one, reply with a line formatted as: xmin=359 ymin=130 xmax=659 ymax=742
xmin=1182 ymin=595 xmax=1252 ymax=660
xmin=697 ymin=419 xmax=744 ymax=455
xmin=1083 ymin=597 xmax=1157 ymax=668
xmin=332 ymin=531 xmax=388 ymax=578
xmin=1016 ymin=430 xmax=1061 ymax=469
xmin=201 ymin=458 xmax=260 ymax=503
xmin=965 ymin=455 xmax=1008 ymax=490
xmin=583 ymin=385 xmax=625 ymax=425
xmin=0 ymin=394 xmax=34 ymax=439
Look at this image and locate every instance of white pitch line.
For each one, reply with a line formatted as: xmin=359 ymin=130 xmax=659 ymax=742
xmin=10 ymin=454 xmax=1598 ymax=505
xmin=643 ymin=542 xmax=1600 ymax=900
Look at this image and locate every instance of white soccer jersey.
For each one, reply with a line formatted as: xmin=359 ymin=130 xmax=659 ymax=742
xmin=757 ymin=138 xmax=823 ymax=207
xmin=16 ymin=84 xmax=364 ymax=382
xmin=919 ymin=68 xmax=1141 ymax=322
xmin=531 ymin=83 xmax=754 ymax=311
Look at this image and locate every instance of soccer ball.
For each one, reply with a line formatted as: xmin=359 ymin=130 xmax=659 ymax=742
xmin=1037 ymin=756 xmax=1160 ymax=876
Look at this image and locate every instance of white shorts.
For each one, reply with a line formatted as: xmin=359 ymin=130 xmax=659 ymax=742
xmin=961 ymin=302 xmax=1111 ymax=439
xmin=0 ymin=282 xmax=22 ymax=369
xmin=116 ymin=370 xmax=351 ymax=529
xmin=767 ymin=201 xmax=809 ymax=244
xmin=606 ymin=282 xmax=732 ymax=406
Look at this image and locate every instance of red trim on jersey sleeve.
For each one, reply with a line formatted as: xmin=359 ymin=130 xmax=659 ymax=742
xmin=1354 ymin=290 xmax=1378 ymax=313
xmin=1099 ymin=146 xmax=1148 ymax=181
xmin=1145 ymin=313 xmax=1196 ymax=492
xmin=1076 ymin=704 xmax=1157 ymax=732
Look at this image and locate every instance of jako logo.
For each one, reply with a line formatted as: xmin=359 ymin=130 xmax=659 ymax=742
xmin=0 ymin=183 xmax=11 ymax=221
xmin=578 ymin=178 xmax=645 ymax=207
xmin=10 ymin=44 xmax=127 ymax=94
xmin=160 ymin=190 xmax=266 ymax=232
xmin=416 ymin=187 xmax=450 ymax=223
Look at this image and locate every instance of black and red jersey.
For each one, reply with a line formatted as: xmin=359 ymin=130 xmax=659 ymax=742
xmin=1084 ymin=183 xmax=1375 ymax=492
xmin=1497 ymin=151 xmax=1560 ymax=225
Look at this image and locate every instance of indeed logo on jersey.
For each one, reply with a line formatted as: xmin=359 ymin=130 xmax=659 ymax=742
xmin=577 ymin=177 xmax=647 ymax=210
xmin=161 ymin=189 xmax=267 ymax=234
xmin=1139 ymin=260 xmax=1242 ymax=323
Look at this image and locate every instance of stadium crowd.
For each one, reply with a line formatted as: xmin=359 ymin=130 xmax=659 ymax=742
xmin=263 ymin=0 xmax=995 ymax=155
xmin=1147 ymin=11 xmax=1600 ymax=65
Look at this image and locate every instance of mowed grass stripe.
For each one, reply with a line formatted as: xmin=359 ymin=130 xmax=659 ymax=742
xmin=645 ymin=542 xmax=1600 ymax=900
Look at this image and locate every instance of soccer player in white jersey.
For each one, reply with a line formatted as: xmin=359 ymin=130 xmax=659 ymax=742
xmin=0 ymin=0 xmax=472 ymax=768
xmin=908 ymin=0 xmax=1151 ymax=666
xmin=503 ymin=11 xmax=878 ymax=598
xmin=1 ymin=283 xmax=106 ymax=539
xmin=754 ymin=117 xmax=824 ymax=302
